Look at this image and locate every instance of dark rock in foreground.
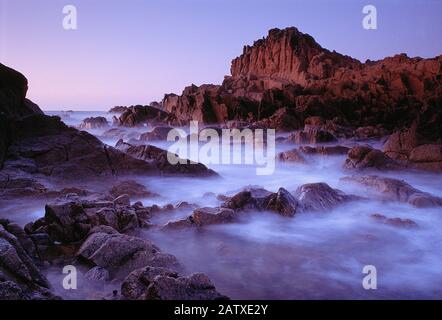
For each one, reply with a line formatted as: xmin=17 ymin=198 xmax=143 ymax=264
xmin=0 ymin=220 xmax=59 ymax=300
xmin=121 ymin=266 xmax=228 ymax=300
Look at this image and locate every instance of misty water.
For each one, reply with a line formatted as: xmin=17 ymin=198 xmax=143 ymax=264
xmin=14 ymin=111 xmax=442 ymax=299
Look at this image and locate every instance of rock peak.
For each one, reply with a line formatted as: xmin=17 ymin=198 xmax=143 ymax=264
xmin=231 ymin=26 xmax=360 ymax=85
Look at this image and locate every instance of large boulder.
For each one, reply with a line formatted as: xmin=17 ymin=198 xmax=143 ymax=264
xmin=342 ymin=175 xmax=442 ymax=208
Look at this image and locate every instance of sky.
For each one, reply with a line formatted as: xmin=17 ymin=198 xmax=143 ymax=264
xmin=1 ymin=0 xmax=441 ymax=111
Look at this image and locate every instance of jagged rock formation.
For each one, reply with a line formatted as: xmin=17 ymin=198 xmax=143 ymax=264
xmin=162 ymin=27 xmax=442 ymax=134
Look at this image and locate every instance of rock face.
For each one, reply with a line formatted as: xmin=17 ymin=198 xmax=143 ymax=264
xmin=79 ymin=117 xmax=109 ymax=129
xmin=162 ymin=27 xmax=442 ymax=136
xmin=342 ymin=175 xmax=442 ymax=208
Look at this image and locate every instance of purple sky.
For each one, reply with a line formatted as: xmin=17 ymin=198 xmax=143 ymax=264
xmin=1 ymin=0 xmax=441 ymax=111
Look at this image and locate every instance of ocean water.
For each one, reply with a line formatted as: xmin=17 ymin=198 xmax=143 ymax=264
xmin=19 ymin=111 xmax=442 ymax=299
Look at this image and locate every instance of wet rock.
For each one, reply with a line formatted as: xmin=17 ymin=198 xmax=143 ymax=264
xmin=342 ymin=175 xmax=442 ymax=208
xmin=77 ymin=231 xmax=179 ymax=279
xmin=371 ymin=214 xmax=418 ymax=228
xmin=344 ymin=145 xmax=402 ymax=170
xmin=294 ymin=183 xmax=358 ymax=212
xmin=121 ymin=266 xmax=227 ymax=300
xmin=79 ymin=117 xmax=109 ymax=130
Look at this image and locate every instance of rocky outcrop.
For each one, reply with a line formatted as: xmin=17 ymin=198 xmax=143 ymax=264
xmin=162 ymin=27 xmax=442 ymax=137
xmin=342 ymin=175 xmax=442 ymax=208
xmin=79 ymin=117 xmax=109 ymax=129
